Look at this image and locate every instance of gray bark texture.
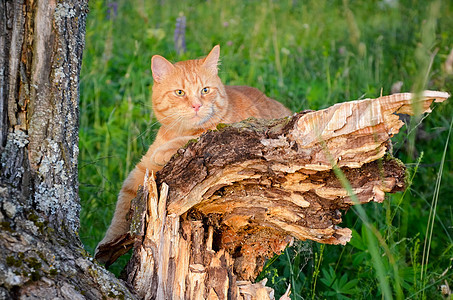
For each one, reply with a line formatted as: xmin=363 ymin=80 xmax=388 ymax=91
xmin=0 ymin=1 xmax=135 ymax=299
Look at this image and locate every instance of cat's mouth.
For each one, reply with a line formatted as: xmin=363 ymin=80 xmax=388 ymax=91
xmin=193 ymin=105 xmax=215 ymax=127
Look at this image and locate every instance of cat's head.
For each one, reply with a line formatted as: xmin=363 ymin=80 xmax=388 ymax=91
xmin=151 ymin=45 xmax=227 ymax=132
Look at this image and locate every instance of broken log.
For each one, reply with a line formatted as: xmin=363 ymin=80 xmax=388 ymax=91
xmin=95 ymin=90 xmax=449 ymax=299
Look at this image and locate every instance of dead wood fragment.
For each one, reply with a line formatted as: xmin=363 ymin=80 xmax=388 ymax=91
xmin=96 ymin=90 xmax=449 ymax=299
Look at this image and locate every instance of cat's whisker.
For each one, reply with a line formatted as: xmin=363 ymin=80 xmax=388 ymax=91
xmin=152 ymin=112 xmax=182 ymax=125
xmin=133 ymin=128 xmax=152 ymax=142
xmin=133 ymin=112 xmax=184 ymax=142
xmin=162 ymin=119 xmax=181 ymax=136
xmin=177 ymin=119 xmax=186 ymax=136
xmin=162 ymin=115 xmax=186 ymax=136
xmin=154 ymin=112 xmax=185 ymax=130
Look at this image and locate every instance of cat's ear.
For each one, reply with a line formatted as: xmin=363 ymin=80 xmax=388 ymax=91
xmin=151 ymin=55 xmax=174 ymax=83
xmin=202 ymin=45 xmax=220 ymax=74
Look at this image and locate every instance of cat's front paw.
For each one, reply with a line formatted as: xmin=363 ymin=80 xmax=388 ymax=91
xmin=150 ymin=135 xmax=198 ymax=167
xmin=151 ymin=150 xmax=175 ymax=166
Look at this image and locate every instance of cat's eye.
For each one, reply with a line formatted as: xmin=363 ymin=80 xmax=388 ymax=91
xmin=201 ymin=87 xmax=210 ymax=95
xmin=174 ymin=89 xmax=185 ymax=96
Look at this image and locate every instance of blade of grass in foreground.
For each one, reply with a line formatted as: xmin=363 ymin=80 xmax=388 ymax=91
xmin=390 ymin=153 xmax=423 ymax=225
xmin=420 ymin=116 xmax=453 ymax=299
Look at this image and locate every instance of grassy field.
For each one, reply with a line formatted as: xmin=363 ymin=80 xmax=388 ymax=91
xmin=79 ymin=0 xmax=453 ymax=298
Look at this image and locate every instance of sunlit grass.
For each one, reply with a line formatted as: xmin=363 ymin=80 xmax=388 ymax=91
xmin=80 ymin=0 xmax=453 ymax=297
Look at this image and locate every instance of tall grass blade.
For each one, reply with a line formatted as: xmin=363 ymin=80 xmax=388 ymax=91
xmin=420 ymin=116 xmax=452 ymax=298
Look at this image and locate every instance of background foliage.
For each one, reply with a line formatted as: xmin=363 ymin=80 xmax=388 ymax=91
xmin=79 ymin=0 xmax=453 ymax=298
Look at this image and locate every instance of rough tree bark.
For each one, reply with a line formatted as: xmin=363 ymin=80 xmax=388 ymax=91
xmin=0 ymin=1 xmax=135 ymax=299
xmin=96 ymin=91 xmax=449 ymax=299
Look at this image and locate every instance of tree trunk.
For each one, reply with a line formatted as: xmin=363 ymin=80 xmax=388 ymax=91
xmin=0 ymin=1 xmax=135 ymax=299
xmin=96 ymin=91 xmax=450 ymax=299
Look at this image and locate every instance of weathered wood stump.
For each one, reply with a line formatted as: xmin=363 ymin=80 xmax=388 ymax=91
xmin=96 ymin=90 xmax=449 ymax=299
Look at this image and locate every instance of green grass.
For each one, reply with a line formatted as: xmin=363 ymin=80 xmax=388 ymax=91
xmin=79 ymin=0 xmax=453 ymax=298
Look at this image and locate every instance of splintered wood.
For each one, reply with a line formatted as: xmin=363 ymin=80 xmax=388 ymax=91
xmin=97 ymin=91 xmax=449 ymax=299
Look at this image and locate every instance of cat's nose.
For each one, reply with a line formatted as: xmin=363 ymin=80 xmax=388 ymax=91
xmin=192 ymin=102 xmax=202 ymax=112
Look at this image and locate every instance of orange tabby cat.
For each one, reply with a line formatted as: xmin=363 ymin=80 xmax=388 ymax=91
xmin=96 ymin=45 xmax=291 ymax=258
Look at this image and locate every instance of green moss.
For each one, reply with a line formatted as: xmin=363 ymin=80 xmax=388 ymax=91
xmin=79 ymin=248 xmax=91 ymax=258
xmin=107 ymin=291 xmax=125 ymax=300
xmin=5 ymin=256 xmax=14 ymax=266
xmin=49 ymin=268 xmax=58 ymax=276
xmin=86 ymin=265 xmax=98 ymax=278
xmin=27 ymin=213 xmax=39 ymax=222
xmin=37 ymin=251 xmax=48 ymax=264
xmin=216 ymin=123 xmax=229 ymax=130
xmin=27 ymin=212 xmax=48 ymax=233
xmin=30 ymin=271 xmax=41 ymax=281
xmin=0 ymin=221 xmax=14 ymax=232
xmin=183 ymin=138 xmax=198 ymax=148
xmin=25 ymin=257 xmax=42 ymax=270
xmin=35 ymin=222 xmax=46 ymax=233
xmin=46 ymin=226 xmax=55 ymax=235
xmin=6 ymin=255 xmax=22 ymax=267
